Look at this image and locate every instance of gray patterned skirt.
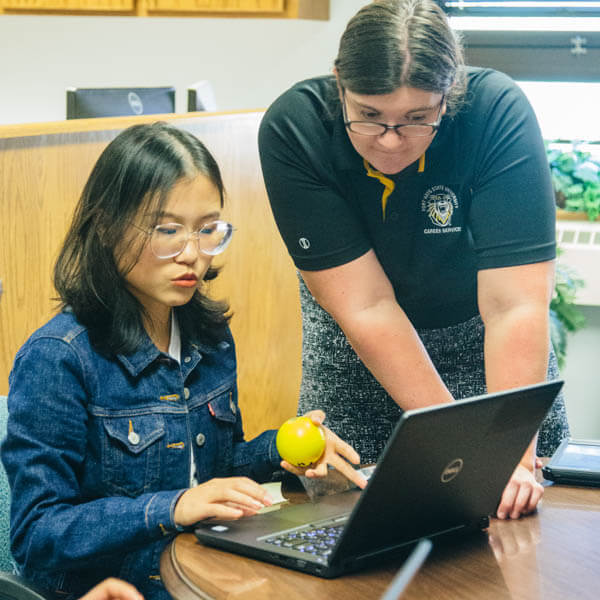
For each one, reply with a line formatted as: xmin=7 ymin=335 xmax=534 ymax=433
xmin=297 ymin=278 xmax=570 ymax=464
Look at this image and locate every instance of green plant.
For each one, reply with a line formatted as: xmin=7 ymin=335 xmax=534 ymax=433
xmin=546 ymin=141 xmax=600 ymax=221
xmin=550 ymin=256 xmax=586 ymax=369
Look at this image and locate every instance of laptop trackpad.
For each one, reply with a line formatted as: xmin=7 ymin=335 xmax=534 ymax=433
xmin=197 ymin=490 xmax=359 ymax=539
xmin=197 ymin=508 xmax=316 ymax=542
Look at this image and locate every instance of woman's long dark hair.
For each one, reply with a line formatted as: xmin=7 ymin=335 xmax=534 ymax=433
xmin=54 ymin=121 xmax=230 ymax=355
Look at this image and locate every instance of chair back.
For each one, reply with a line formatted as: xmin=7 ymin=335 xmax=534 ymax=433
xmin=0 ymin=396 xmax=53 ymax=598
xmin=1 ymin=394 xmax=14 ymax=572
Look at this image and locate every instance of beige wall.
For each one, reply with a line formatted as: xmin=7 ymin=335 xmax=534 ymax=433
xmin=0 ymin=0 xmax=366 ymax=125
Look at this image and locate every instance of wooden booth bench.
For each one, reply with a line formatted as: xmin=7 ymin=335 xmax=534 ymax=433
xmin=0 ymin=111 xmax=301 ymax=438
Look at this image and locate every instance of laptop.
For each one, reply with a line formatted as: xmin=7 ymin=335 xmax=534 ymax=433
xmin=195 ymin=380 xmax=563 ymax=578
xmin=542 ymin=437 xmax=600 ymax=486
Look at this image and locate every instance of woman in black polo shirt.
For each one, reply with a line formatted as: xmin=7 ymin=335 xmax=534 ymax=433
xmin=259 ymin=0 xmax=569 ymax=520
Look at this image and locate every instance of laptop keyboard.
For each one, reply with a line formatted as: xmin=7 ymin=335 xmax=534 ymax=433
xmin=259 ymin=467 xmax=375 ymax=561
xmin=262 ymin=516 xmax=349 ymax=558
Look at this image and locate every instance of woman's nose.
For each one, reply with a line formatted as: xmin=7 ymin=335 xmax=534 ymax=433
xmin=376 ymin=127 xmax=406 ymax=149
xmin=175 ymin=237 xmax=200 ymax=263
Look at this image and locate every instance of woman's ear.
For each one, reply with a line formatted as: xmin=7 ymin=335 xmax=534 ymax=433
xmin=332 ymin=67 xmax=343 ymax=101
xmin=441 ymin=87 xmax=452 ymax=118
xmin=332 ymin=67 xmax=341 ymax=88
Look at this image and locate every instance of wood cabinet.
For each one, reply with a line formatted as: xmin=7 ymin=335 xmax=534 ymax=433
xmin=0 ymin=0 xmax=329 ymax=18
xmin=0 ymin=0 xmax=133 ymax=10
xmin=146 ymin=0 xmax=284 ymax=12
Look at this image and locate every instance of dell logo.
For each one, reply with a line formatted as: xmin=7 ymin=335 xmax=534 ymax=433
xmin=441 ymin=458 xmax=463 ymax=483
xmin=128 ymin=92 xmax=144 ymax=115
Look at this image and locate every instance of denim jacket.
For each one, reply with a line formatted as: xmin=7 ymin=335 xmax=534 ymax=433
xmin=1 ymin=310 xmax=281 ymax=600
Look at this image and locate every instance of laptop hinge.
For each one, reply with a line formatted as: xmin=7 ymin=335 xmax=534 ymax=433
xmin=335 ymin=523 xmax=468 ymax=567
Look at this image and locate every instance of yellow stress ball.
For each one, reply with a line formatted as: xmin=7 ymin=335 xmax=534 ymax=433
xmin=276 ymin=416 xmax=326 ymax=468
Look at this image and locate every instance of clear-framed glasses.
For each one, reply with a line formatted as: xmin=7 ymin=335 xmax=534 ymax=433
xmin=133 ymin=220 xmax=234 ymax=259
xmin=341 ymin=88 xmax=445 ymax=138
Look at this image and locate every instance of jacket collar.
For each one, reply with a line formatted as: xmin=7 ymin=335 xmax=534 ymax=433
xmin=116 ymin=332 xmax=222 ymax=378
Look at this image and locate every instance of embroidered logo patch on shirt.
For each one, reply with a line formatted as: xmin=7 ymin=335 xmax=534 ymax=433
xmin=422 ymin=185 xmax=462 ymax=234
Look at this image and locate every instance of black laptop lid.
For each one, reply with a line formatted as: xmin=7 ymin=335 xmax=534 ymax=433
xmin=332 ymin=381 xmax=563 ymax=563
xmin=66 ymin=87 xmax=175 ymax=119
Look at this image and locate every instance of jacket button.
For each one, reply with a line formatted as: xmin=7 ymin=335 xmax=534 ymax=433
xmin=128 ymin=431 xmax=140 ymax=445
xmin=195 ymin=433 xmax=206 ymax=447
xmin=184 ymin=356 xmax=191 ymax=363
xmin=184 ymin=387 xmax=190 ymax=400
xmin=229 ymin=398 xmax=237 ymax=415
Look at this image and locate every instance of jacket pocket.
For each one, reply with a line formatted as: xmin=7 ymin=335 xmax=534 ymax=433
xmin=209 ymin=388 xmax=237 ymax=425
xmin=206 ymin=388 xmax=237 ymax=476
xmin=100 ymin=414 xmax=166 ymax=497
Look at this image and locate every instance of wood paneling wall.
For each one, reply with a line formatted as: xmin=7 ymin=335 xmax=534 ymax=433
xmin=0 ymin=111 xmax=301 ymax=439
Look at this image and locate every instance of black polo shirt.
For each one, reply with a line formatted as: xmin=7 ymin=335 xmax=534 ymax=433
xmin=258 ymin=68 xmax=556 ymax=329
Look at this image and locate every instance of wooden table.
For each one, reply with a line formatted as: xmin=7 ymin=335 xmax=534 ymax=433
xmin=160 ymin=479 xmax=600 ymax=600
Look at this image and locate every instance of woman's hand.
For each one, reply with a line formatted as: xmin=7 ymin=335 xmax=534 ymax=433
xmin=79 ymin=578 xmax=143 ymax=600
xmin=174 ymin=477 xmax=273 ymax=527
xmin=496 ymin=463 xmax=544 ymax=520
xmin=280 ymin=410 xmax=368 ymax=489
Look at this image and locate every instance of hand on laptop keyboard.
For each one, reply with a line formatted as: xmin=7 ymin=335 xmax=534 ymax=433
xmin=174 ymin=477 xmax=274 ymax=526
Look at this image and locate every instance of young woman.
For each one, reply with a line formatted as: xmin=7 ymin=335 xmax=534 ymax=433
xmin=1 ymin=122 xmax=365 ymax=600
xmin=259 ymin=0 xmax=569 ymax=521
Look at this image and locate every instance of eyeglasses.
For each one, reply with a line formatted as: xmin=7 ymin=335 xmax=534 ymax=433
xmin=341 ymin=88 xmax=445 ymax=138
xmin=133 ymin=220 xmax=234 ymax=259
